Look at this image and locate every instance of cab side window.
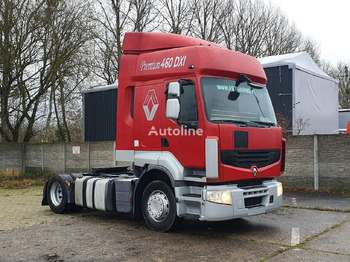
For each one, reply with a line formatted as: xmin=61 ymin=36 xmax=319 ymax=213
xmin=178 ymin=80 xmax=198 ymax=126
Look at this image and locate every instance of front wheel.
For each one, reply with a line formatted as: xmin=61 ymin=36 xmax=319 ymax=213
xmin=142 ymin=181 xmax=177 ymax=232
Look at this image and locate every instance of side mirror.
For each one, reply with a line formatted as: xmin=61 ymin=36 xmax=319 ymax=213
xmin=166 ymin=98 xmax=180 ymax=119
xmin=168 ymin=82 xmax=180 ymax=97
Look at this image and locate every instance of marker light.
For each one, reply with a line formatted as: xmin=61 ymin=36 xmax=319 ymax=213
xmin=188 ymin=65 xmax=195 ymax=69
xmin=206 ymin=190 xmax=232 ymax=205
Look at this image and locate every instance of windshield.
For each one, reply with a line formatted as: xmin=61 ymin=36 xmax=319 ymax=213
xmin=201 ymin=77 xmax=277 ymax=126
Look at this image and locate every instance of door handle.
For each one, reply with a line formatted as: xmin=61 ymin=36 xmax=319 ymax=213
xmin=161 ymin=137 xmax=169 ymax=147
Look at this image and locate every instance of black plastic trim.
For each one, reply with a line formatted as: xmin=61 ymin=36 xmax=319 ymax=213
xmin=234 ymin=131 xmax=248 ymax=148
xmin=182 ymin=193 xmax=201 ymax=198
xmin=221 ymin=149 xmax=280 ymax=169
xmin=281 ymin=140 xmax=286 ymax=172
xmin=82 ymin=177 xmax=95 ymax=208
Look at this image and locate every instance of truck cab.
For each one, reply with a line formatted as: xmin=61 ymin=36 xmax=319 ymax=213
xmin=116 ymin=33 xmax=285 ymax=230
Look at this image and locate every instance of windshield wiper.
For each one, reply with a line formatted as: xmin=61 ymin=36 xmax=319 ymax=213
xmin=250 ymin=121 xmax=275 ymax=127
xmin=212 ymin=119 xmax=275 ymax=127
xmin=219 ymin=120 xmax=249 ymax=126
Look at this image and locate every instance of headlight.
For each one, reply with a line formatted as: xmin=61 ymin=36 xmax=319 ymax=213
xmin=206 ymin=190 xmax=232 ymax=205
xmin=277 ymin=183 xmax=283 ymax=197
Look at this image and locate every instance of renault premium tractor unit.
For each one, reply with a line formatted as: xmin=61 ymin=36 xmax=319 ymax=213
xmin=42 ymin=32 xmax=285 ymax=232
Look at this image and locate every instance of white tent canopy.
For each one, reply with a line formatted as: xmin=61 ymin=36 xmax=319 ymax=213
xmin=259 ymin=52 xmax=339 ymax=135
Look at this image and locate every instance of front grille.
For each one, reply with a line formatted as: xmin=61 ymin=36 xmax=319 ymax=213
xmin=237 ymin=179 xmax=263 ymax=188
xmin=244 ymin=197 xmax=262 ymax=208
xmin=221 ymin=149 xmax=280 ymax=169
xmin=243 ymin=188 xmax=268 ymax=196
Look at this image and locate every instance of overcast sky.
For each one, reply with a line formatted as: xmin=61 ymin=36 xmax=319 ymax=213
xmin=267 ymin=0 xmax=349 ymax=65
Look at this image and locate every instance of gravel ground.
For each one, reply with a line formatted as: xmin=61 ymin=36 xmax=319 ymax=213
xmin=1 ymin=187 xmax=349 ymax=262
xmin=0 ymin=187 xmax=280 ymax=261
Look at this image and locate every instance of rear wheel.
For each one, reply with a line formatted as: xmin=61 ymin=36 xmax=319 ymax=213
xmin=47 ymin=176 xmax=70 ymax=214
xmin=142 ymin=181 xmax=177 ymax=232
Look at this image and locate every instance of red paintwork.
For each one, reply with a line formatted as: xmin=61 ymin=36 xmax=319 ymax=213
xmin=117 ymin=32 xmax=284 ymax=183
xmin=122 ymin=32 xmax=225 ymax=54
xmin=218 ymin=124 xmax=283 ymax=181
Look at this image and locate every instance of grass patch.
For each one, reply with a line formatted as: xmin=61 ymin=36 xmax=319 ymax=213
xmin=0 ymin=169 xmax=51 ymax=189
xmin=20 ymin=172 xmax=47 ymax=178
xmin=0 ymin=168 xmax=21 ymax=180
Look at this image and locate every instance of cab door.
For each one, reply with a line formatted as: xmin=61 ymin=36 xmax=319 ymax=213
xmin=160 ymin=78 xmax=205 ymax=168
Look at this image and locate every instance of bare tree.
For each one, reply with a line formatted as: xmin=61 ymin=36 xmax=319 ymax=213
xmin=320 ymin=59 xmax=337 ymax=77
xmin=294 ymin=117 xmax=311 ymax=135
xmin=218 ymin=0 xmax=304 ymax=58
xmin=129 ymin=0 xmax=159 ymax=32
xmin=0 ymin=0 xmax=45 ymax=142
xmin=336 ymin=62 xmax=350 ymax=109
xmin=189 ymin=0 xmax=224 ymax=43
xmin=40 ymin=0 xmax=93 ymax=142
xmin=93 ymin=0 xmax=159 ymax=83
xmin=262 ymin=7 xmax=302 ymax=57
xmin=92 ymin=0 xmax=132 ymax=84
xmin=157 ymin=0 xmax=190 ymax=34
xmin=229 ymin=0 xmax=272 ymax=56
xmin=298 ymin=37 xmax=321 ymax=65
xmin=218 ymin=0 xmax=236 ymax=50
xmin=0 ymin=0 xmax=341 ymax=143
xmin=0 ymin=0 xmax=93 ymax=142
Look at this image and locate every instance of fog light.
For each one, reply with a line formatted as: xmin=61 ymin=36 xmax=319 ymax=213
xmin=206 ymin=190 xmax=232 ymax=205
xmin=277 ymin=183 xmax=283 ymax=197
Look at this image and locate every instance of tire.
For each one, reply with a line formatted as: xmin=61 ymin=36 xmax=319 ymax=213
xmin=142 ymin=181 xmax=177 ymax=232
xmin=47 ymin=176 xmax=70 ymax=214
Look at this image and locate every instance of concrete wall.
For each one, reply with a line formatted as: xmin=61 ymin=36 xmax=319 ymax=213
xmin=281 ymin=134 xmax=350 ymax=190
xmin=0 ymin=143 xmax=24 ymax=172
xmin=0 ymin=142 xmax=116 ymax=175
xmin=318 ymin=135 xmax=350 ymax=190
xmin=281 ymin=136 xmax=314 ymax=189
xmin=1 ymin=135 xmax=350 ymax=190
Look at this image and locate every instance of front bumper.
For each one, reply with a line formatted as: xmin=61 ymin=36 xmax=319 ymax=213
xmin=200 ymin=180 xmax=282 ymax=221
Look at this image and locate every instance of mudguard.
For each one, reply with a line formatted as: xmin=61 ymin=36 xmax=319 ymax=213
xmin=41 ymin=173 xmax=83 ymax=206
xmin=42 ymin=180 xmax=49 ymax=206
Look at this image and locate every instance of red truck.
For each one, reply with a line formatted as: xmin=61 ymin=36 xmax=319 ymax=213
xmin=42 ymin=32 xmax=285 ymax=232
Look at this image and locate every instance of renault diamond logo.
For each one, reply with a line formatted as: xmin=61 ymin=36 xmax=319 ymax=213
xmin=143 ymin=89 xmax=159 ymax=121
xmin=252 ymin=167 xmax=258 ymax=177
